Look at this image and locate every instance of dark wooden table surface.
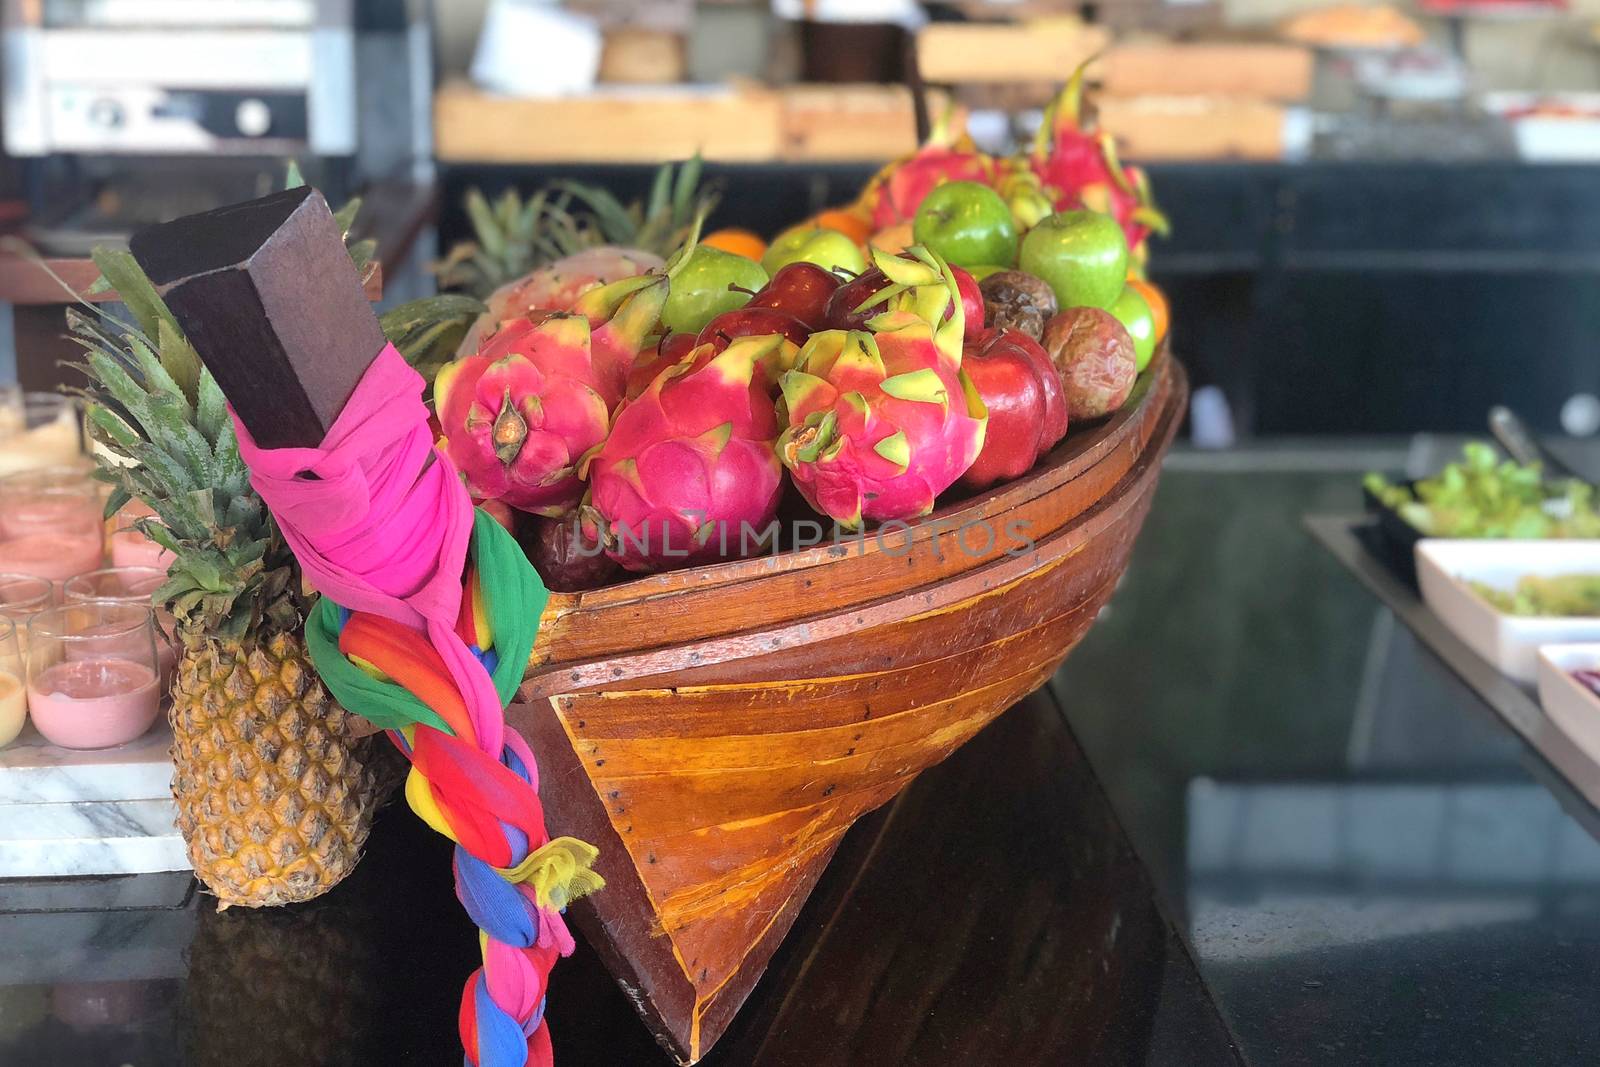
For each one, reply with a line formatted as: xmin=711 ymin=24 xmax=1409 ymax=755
xmin=0 ymin=687 xmax=1238 ymax=1067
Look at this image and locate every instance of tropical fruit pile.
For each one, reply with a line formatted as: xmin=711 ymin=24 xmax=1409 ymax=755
xmin=434 ymin=70 xmax=1171 ymax=589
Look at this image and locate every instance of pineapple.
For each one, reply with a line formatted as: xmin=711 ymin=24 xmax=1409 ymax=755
xmin=437 ymin=154 xmax=719 ymax=299
xmin=69 ymin=247 xmax=388 ymax=909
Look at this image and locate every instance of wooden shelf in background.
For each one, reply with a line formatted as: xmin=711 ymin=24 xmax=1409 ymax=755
xmin=435 ymin=81 xmax=784 ymax=163
xmin=1101 ymin=43 xmax=1313 ymax=101
xmin=778 ymin=85 xmax=948 ymax=161
xmin=435 ymin=82 xmax=948 ymax=164
xmin=916 ymin=20 xmax=1110 ymax=84
xmin=1095 ymin=95 xmax=1288 ymax=160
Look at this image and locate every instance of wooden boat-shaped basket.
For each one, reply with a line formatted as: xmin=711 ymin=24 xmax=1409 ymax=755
xmin=512 ymin=352 xmax=1188 ymax=1062
xmin=128 ymin=188 xmax=1186 ymax=1065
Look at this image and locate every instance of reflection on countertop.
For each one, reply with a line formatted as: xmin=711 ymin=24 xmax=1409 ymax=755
xmin=1056 ymin=441 xmax=1600 ymax=1066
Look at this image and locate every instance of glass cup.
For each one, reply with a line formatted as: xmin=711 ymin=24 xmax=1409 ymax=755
xmin=108 ymin=500 xmax=175 ymax=571
xmin=0 ymin=395 xmax=87 ymax=477
xmin=63 ymin=567 xmax=175 ymax=688
xmin=0 ymin=572 xmax=55 ymax=666
xmin=0 ymin=572 xmax=54 ymax=620
xmin=0 ymin=384 xmax=23 ymax=440
xmin=26 ymin=603 xmax=161 ymax=749
xmin=0 ymin=470 xmax=106 ymax=582
xmin=0 ymin=617 xmax=26 ymax=748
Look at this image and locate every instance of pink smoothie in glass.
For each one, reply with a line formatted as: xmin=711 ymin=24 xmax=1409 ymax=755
xmin=109 ymin=529 xmax=175 ymax=571
xmin=27 ymin=659 xmax=159 ymax=749
xmin=0 ymin=532 xmax=104 ymax=582
xmin=67 ymin=621 xmax=173 ymax=691
xmin=0 ymin=495 xmax=94 ymax=539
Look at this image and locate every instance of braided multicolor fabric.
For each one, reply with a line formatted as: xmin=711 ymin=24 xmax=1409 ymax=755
xmin=231 ymin=344 xmax=603 ymax=1067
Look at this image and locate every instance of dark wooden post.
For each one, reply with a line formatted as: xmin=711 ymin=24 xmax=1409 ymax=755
xmin=128 ymin=186 xmax=386 ymax=450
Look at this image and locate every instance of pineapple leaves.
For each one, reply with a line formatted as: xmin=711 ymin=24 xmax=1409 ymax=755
xmin=147 ymin=324 xmax=202 ymax=415
xmin=90 ymin=247 xmax=184 ymax=361
xmin=435 ymin=165 xmax=721 ymax=299
xmin=643 ymin=164 xmax=674 ymax=244
xmin=380 ymin=294 xmax=486 ymax=384
xmin=85 ymin=402 xmax=144 ymax=456
xmin=465 ymin=188 xmax=506 ymax=261
xmin=145 ymin=390 xmax=214 ymax=485
xmin=103 ymin=485 xmax=132 ymax=521
xmin=175 ymin=550 xmax=224 ymax=592
xmin=74 ymin=240 xmax=312 ymax=643
xmin=554 ymin=179 xmax=637 ymax=248
xmin=212 ymin=421 xmax=251 ymax=499
xmin=672 ymin=154 xmax=704 ymax=229
xmin=83 ymin=349 xmax=166 ymax=442
xmin=195 ymin=370 xmax=228 ymax=447
xmin=347 ymin=237 xmax=378 ymax=275
xmin=332 ymin=195 xmax=362 ymax=237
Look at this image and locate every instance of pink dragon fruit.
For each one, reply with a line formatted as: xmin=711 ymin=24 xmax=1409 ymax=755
xmin=858 ymin=111 xmax=997 ymax=231
xmin=581 ymin=334 xmax=792 ymax=573
xmin=1028 ymin=63 xmax=1168 ymax=256
xmin=778 ymin=310 xmax=987 ymax=530
xmin=457 ymin=246 xmax=665 ymax=356
xmin=434 ymin=273 xmax=666 ymax=516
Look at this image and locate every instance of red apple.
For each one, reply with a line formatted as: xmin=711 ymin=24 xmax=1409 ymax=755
xmin=958 ymin=326 xmax=1069 ymax=490
xmin=694 ymin=306 xmax=811 ymax=352
xmin=950 ymin=264 xmax=985 ymax=342
xmin=979 ymin=326 xmax=1066 ymax=447
xmin=826 ymin=258 xmax=983 ymax=336
xmin=823 ymin=268 xmax=892 ymax=331
xmin=626 ymin=332 xmax=697 ymax=400
xmin=747 ymin=262 xmax=840 ymax=331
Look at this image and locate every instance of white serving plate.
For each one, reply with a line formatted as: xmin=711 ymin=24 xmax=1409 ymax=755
xmin=1537 ymin=644 xmax=1600 ymax=763
xmin=1483 ymin=92 xmax=1600 ymax=163
xmin=1415 ymin=539 xmax=1600 ymax=684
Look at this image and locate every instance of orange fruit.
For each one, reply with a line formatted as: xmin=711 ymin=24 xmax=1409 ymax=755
xmin=702 ymin=228 xmax=767 ymax=261
xmin=812 ymin=208 xmax=873 ymax=246
xmin=868 ymin=221 xmax=914 ymax=255
xmin=1127 ymin=278 xmax=1169 ymax=342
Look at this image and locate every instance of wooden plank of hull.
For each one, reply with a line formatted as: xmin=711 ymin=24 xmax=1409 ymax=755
xmin=508 ymin=358 xmax=1187 ymax=1062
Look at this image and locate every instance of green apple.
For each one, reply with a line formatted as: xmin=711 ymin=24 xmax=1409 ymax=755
xmin=1109 ymin=285 xmax=1156 ymax=372
xmin=1019 ymin=210 xmax=1128 ymax=310
xmin=761 ymin=226 xmax=868 ymax=276
xmin=661 ymin=245 xmax=769 ymax=335
xmin=912 ymin=181 xmax=1019 ymax=270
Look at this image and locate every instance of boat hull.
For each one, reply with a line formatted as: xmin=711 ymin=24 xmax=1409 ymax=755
xmin=510 ymin=355 xmax=1188 ymax=1063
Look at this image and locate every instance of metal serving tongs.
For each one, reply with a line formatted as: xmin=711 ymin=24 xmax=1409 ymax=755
xmin=1488 ymin=406 xmax=1596 ymax=520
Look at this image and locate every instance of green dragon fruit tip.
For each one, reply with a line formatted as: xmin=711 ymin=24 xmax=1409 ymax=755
xmin=879 ymin=367 xmax=949 ymax=407
xmin=873 ymin=430 xmax=911 ymax=472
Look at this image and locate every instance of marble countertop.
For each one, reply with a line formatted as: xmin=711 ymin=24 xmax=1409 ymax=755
xmin=0 ymin=725 xmax=173 ymax=804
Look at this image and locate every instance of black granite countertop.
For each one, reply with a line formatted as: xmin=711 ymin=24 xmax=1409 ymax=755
xmin=1057 ymin=442 xmax=1600 ymax=1066
xmin=4 ymin=442 xmax=1599 ymax=1066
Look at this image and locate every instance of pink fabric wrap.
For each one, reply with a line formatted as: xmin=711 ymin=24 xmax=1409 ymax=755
xmin=230 ymin=343 xmax=504 ymax=751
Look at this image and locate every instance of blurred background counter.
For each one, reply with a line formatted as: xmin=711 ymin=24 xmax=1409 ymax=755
xmin=2 ymin=0 xmax=1600 ymax=440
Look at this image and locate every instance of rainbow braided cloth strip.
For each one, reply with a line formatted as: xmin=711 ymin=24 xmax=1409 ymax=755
xmin=232 ymin=343 xmax=602 ymax=1067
